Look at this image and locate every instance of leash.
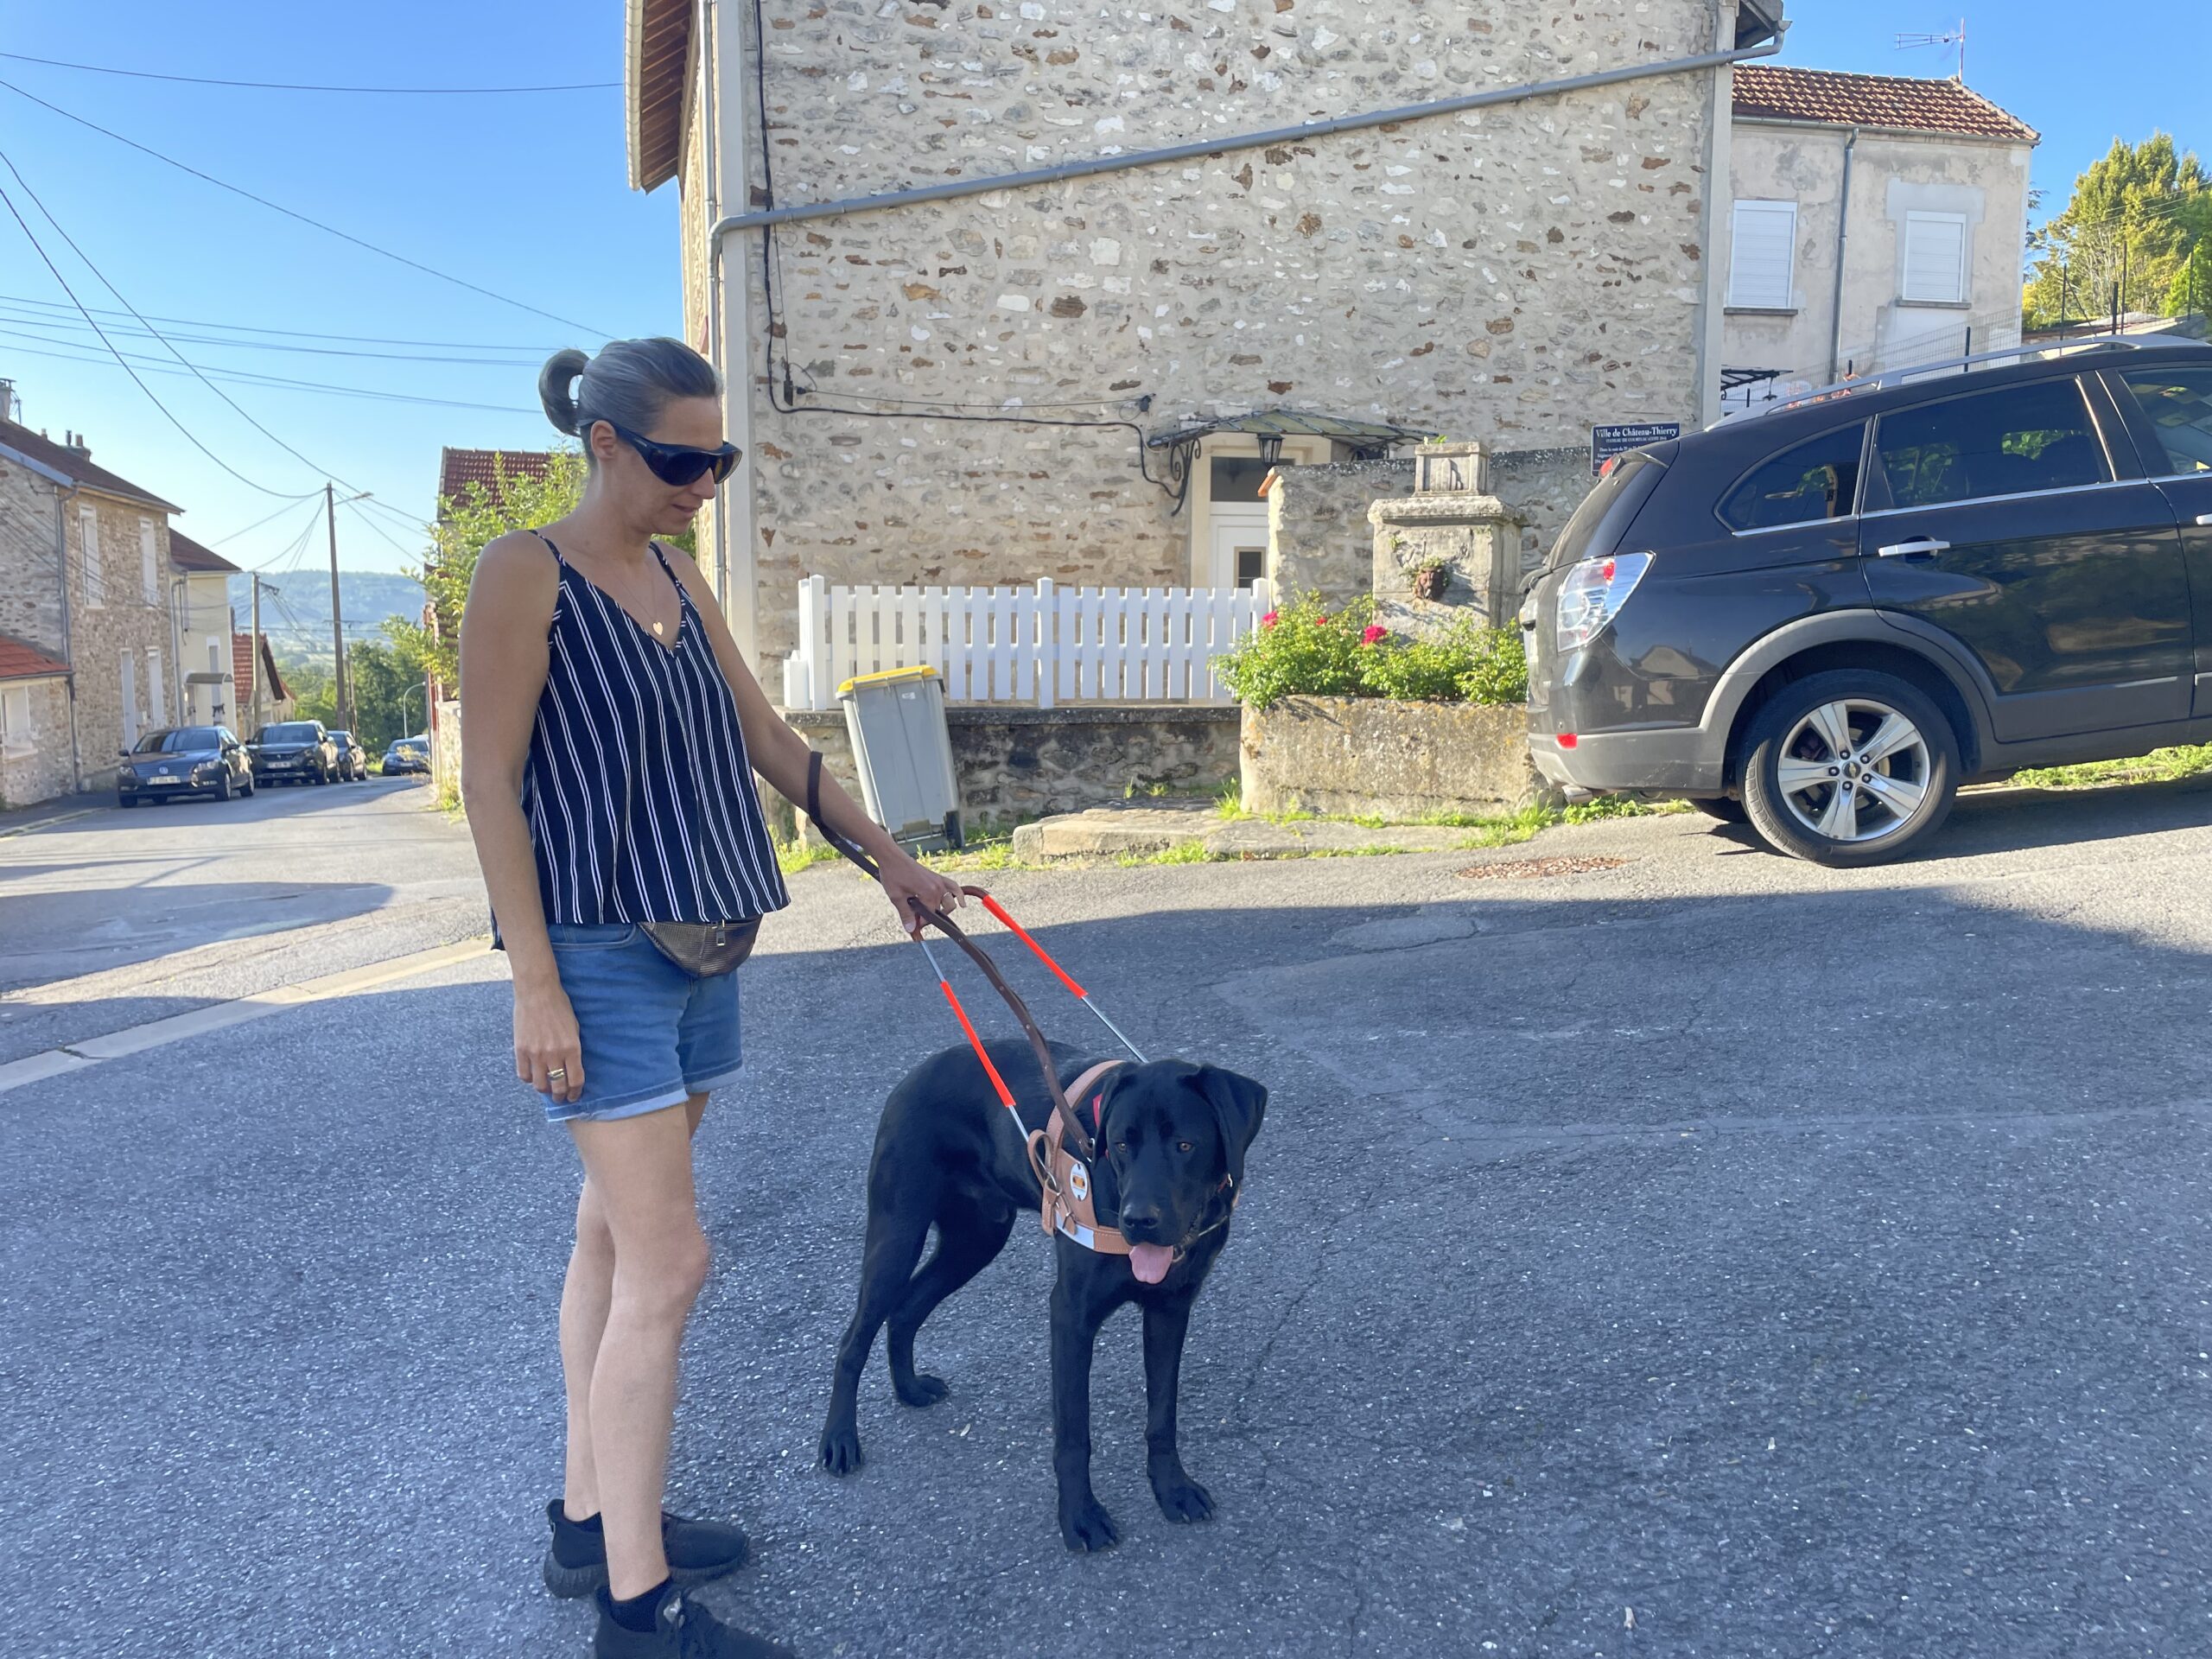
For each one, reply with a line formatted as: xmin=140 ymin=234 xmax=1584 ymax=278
xmin=803 ymin=754 xmax=1143 ymax=1165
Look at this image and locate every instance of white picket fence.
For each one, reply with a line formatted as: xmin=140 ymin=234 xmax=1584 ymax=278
xmin=780 ymin=576 xmax=1275 ymax=712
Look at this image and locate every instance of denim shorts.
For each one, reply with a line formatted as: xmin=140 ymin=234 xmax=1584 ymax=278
xmin=537 ymin=923 xmax=744 ymax=1124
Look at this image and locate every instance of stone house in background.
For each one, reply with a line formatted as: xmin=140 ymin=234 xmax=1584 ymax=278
xmin=0 ymin=416 xmax=183 ymax=803
xmin=1721 ymin=66 xmax=2037 ymax=410
xmin=0 ymin=633 xmax=73 ymax=809
xmin=626 ymin=0 xmax=1787 ymax=680
xmin=168 ymin=530 xmax=242 ymax=728
xmin=233 ymin=631 xmax=294 ymax=730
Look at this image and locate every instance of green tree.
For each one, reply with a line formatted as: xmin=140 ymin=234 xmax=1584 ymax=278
xmin=382 ymin=448 xmax=698 ymax=691
xmin=345 ymin=640 xmax=417 ymax=751
xmin=2024 ymin=134 xmax=2209 ymax=326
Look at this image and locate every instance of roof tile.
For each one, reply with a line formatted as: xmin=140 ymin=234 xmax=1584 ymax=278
xmin=0 ymin=416 xmax=182 ymax=512
xmin=436 ymin=446 xmax=556 ymax=516
xmin=1733 ymin=65 xmax=2037 ymax=143
xmin=0 ymin=632 xmax=70 ymax=682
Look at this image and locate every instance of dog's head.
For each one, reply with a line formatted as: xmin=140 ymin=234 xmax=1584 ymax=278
xmin=1090 ymin=1060 xmax=1267 ymax=1285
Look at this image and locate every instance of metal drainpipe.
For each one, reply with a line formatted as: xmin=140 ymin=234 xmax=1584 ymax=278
xmin=708 ymin=38 xmax=1784 ymax=238
xmin=1825 ymin=126 xmax=1859 ymax=384
xmin=699 ymin=0 xmax=728 ymax=606
xmin=53 ymin=480 xmax=82 ymax=792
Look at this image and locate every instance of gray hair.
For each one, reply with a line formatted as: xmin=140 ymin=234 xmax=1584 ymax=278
xmin=537 ymin=338 xmax=721 ymax=445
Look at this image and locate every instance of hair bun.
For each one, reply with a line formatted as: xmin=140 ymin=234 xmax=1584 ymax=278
xmin=537 ymin=348 xmax=591 ymax=436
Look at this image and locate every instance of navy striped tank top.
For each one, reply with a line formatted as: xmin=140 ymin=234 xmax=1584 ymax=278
xmin=519 ymin=534 xmax=790 ymax=927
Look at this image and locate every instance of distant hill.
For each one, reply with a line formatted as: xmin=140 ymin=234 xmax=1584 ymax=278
xmin=228 ymin=571 xmax=426 ymax=664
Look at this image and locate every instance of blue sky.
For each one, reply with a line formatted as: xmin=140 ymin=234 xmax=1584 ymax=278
xmin=0 ymin=2 xmax=2203 ymax=577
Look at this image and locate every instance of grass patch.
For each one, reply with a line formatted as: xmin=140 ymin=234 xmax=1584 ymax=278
xmin=775 ymin=837 xmax=846 ymax=877
xmin=1117 ymin=837 xmax=1216 ymax=868
xmin=2011 ymin=744 xmax=2212 ymax=791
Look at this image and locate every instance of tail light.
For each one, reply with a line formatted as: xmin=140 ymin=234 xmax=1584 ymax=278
xmin=1554 ymin=551 xmax=1652 ymax=653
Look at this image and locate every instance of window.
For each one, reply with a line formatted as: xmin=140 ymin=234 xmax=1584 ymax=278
xmin=138 ymin=728 xmax=224 ymax=753
xmin=1719 ymin=423 xmax=1867 ymax=532
xmin=1902 ymin=211 xmax=1968 ymax=304
xmin=1729 ymin=200 xmax=1798 ymax=309
xmin=2120 ymin=367 xmax=2212 ymax=475
xmin=0 ymin=685 xmax=31 ymax=756
xmin=1874 ymin=378 xmax=2109 ymax=510
xmin=139 ymin=517 xmax=159 ymax=603
xmin=79 ymin=505 xmax=105 ymax=608
xmin=149 ymin=647 xmax=165 ymax=727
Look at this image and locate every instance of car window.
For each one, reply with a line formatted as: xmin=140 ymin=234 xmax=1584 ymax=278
xmin=2119 ymin=366 xmax=2212 ymax=475
xmin=137 ymin=728 xmax=221 ymax=753
xmin=258 ymin=722 xmax=320 ymax=743
xmin=1873 ymin=376 xmax=2110 ymax=510
xmin=1719 ymin=423 xmax=1866 ymax=532
xmin=1549 ymin=454 xmax=1658 ymax=569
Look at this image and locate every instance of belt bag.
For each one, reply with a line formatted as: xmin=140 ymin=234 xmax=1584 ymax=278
xmin=639 ymin=918 xmax=761 ymax=978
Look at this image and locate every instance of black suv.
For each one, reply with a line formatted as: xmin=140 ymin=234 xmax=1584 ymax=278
xmin=251 ymin=720 xmax=340 ymax=786
xmin=1524 ymin=339 xmax=2212 ymax=865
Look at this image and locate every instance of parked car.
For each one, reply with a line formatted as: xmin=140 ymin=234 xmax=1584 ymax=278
xmin=117 ymin=726 xmax=253 ymax=807
xmin=1524 ymin=338 xmax=2212 ymax=866
xmin=381 ymin=734 xmax=431 ymax=776
xmin=250 ymin=720 xmax=339 ymax=786
xmin=327 ymin=729 xmax=369 ymax=781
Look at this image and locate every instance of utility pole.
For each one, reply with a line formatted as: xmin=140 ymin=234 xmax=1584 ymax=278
xmin=250 ymin=575 xmax=264 ymax=734
xmin=325 ymin=481 xmax=349 ymax=734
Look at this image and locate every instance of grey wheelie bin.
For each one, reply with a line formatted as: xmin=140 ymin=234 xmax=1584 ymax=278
xmin=837 ymin=664 xmax=965 ymax=852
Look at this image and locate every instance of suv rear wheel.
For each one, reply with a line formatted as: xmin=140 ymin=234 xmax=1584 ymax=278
xmin=1741 ymin=670 xmax=1958 ymax=867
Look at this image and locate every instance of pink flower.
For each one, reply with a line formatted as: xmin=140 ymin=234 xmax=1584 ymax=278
xmin=1261 ymin=610 xmax=1279 ymax=629
xmin=1361 ymin=625 xmax=1388 ymax=645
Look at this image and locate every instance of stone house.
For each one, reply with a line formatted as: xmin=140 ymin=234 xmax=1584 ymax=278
xmin=233 ymin=631 xmax=295 ymax=731
xmin=625 ymin=0 xmax=1788 ymax=679
xmin=1721 ymin=65 xmax=2037 ymax=410
xmin=0 ymin=633 xmax=73 ymax=810
xmin=168 ymin=530 xmax=242 ymax=728
xmin=0 ymin=416 xmax=184 ymax=802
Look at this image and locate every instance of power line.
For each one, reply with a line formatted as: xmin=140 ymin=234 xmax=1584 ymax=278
xmin=0 ymin=290 xmax=560 ymax=351
xmin=210 ymin=493 xmax=327 ymax=548
xmin=0 ymin=51 xmax=618 ymax=95
xmin=0 ymin=76 xmax=611 ymax=337
xmin=0 ymin=143 xmax=370 ymax=495
xmin=343 ymin=497 xmax=423 ymax=560
xmin=0 ymin=308 xmax=541 ymax=366
xmin=0 ymin=334 xmax=544 ymax=414
xmin=0 ymin=170 xmax=312 ymax=499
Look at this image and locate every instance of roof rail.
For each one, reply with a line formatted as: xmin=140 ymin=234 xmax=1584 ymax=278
xmin=1721 ymin=336 xmax=2209 ymax=425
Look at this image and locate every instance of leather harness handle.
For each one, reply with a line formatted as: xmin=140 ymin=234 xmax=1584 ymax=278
xmin=798 ymin=750 xmax=1101 ymax=1164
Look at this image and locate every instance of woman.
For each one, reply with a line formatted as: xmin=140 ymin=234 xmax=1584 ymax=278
xmin=460 ymin=338 xmax=960 ymax=1659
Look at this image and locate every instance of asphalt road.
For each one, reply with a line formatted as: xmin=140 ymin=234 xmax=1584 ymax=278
xmin=5 ymin=777 xmax=2212 ymax=1657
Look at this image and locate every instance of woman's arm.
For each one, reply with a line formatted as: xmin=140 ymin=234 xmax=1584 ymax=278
xmin=459 ymin=533 xmax=584 ymax=1103
xmin=665 ymin=550 xmax=964 ymax=935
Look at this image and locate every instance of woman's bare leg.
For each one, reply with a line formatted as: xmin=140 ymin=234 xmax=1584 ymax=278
xmin=560 ymin=1096 xmax=709 ymax=1524
xmin=564 ymin=1096 xmax=712 ymax=1598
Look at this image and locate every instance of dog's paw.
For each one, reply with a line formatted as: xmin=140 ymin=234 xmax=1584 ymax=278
xmin=894 ymin=1371 xmax=950 ymax=1408
xmin=1058 ymin=1497 xmax=1120 ymax=1553
xmin=1150 ymin=1470 xmax=1215 ymax=1524
xmin=818 ymin=1421 xmax=866 ymax=1477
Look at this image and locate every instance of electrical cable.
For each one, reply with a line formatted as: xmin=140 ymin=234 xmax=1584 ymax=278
xmin=0 ymin=143 xmax=372 ymax=495
xmin=210 ymin=493 xmax=326 ymax=548
xmin=0 ymin=308 xmax=540 ymax=365
xmin=0 ymin=290 xmax=560 ymax=351
xmin=0 ymin=76 xmax=611 ymax=336
xmin=342 ymin=497 xmax=423 ymax=560
xmin=0 ymin=171 xmax=313 ymax=499
xmin=0 ymin=334 xmax=544 ymax=414
xmin=0 ymin=50 xmax=617 ymax=94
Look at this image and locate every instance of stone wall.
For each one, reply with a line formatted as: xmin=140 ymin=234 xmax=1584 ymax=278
xmin=1490 ymin=446 xmax=1598 ymax=574
xmin=68 ymin=494 xmax=177 ymax=786
xmin=1265 ymin=459 xmax=1409 ymax=607
xmin=1241 ymin=696 xmax=1548 ymax=819
xmin=778 ymin=702 xmax=1240 ymax=839
xmin=0 ymin=680 xmax=73 ymax=809
xmin=714 ymin=0 xmax=1726 ymax=662
xmin=0 ymin=461 xmax=66 ymax=653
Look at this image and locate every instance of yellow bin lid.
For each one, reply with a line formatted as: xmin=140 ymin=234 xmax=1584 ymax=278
xmin=837 ymin=664 xmax=940 ymax=697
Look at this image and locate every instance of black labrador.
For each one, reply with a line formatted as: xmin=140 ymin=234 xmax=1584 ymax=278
xmin=818 ymin=1036 xmax=1266 ymax=1550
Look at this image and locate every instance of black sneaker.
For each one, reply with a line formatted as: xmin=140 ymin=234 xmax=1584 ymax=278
xmin=544 ymin=1502 xmax=752 ymax=1598
xmin=591 ymin=1586 xmax=796 ymax=1658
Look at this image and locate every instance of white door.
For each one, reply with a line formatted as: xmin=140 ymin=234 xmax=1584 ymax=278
xmin=149 ymin=647 xmax=166 ymax=728
xmin=1209 ymin=505 xmax=1271 ymax=590
xmin=119 ymin=652 xmax=139 ymax=751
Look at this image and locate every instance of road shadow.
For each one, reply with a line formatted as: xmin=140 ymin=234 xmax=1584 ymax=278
xmin=7 ymin=857 xmax=2212 ymax=1656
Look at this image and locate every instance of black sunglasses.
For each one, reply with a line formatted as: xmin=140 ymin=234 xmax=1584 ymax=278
xmin=604 ymin=421 xmax=742 ymax=487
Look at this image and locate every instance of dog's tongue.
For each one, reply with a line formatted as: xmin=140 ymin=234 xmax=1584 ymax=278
xmin=1129 ymin=1243 xmax=1174 ymax=1284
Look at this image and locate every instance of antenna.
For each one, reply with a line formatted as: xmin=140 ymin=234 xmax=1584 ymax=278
xmin=1896 ymin=18 xmax=1967 ymax=81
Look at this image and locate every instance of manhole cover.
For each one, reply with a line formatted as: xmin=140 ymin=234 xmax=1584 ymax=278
xmin=1457 ymin=855 xmax=1630 ymax=880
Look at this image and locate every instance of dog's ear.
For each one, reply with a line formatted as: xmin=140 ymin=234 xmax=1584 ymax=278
xmin=1195 ymin=1065 xmax=1267 ymax=1189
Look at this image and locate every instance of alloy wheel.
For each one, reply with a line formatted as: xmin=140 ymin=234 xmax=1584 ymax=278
xmin=1773 ymin=697 xmax=1931 ymax=845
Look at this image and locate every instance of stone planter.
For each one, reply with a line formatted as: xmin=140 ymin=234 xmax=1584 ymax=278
xmin=1239 ymin=696 xmax=1552 ymax=821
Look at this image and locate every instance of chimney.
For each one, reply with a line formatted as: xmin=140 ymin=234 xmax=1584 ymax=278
xmin=0 ymin=378 xmax=16 ymax=423
xmin=63 ymin=429 xmax=90 ymax=460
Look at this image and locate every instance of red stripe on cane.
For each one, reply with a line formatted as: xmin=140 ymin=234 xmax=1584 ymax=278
xmin=941 ymin=981 xmax=1015 ymax=1109
xmin=976 ymin=893 xmax=1087 ymax=998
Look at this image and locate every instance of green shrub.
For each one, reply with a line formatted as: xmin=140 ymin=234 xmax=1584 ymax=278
xmin=1216 ymin=593 xmax=1529 ymax=709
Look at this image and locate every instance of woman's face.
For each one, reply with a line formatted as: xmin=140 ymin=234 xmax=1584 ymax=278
xmin=594 ymin=395 xmax=728 ymax=535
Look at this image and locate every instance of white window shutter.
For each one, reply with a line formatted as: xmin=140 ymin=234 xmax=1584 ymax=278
xmin=79 ymin=506 xmax=105 ymax=607
xmin=1904 ymin=212 xmax=1967 ymax=303
xmin=1729 ymin=200 xmax=1798 ymax=309
xmin=140 ymin=517 xmax=159 ymax=603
